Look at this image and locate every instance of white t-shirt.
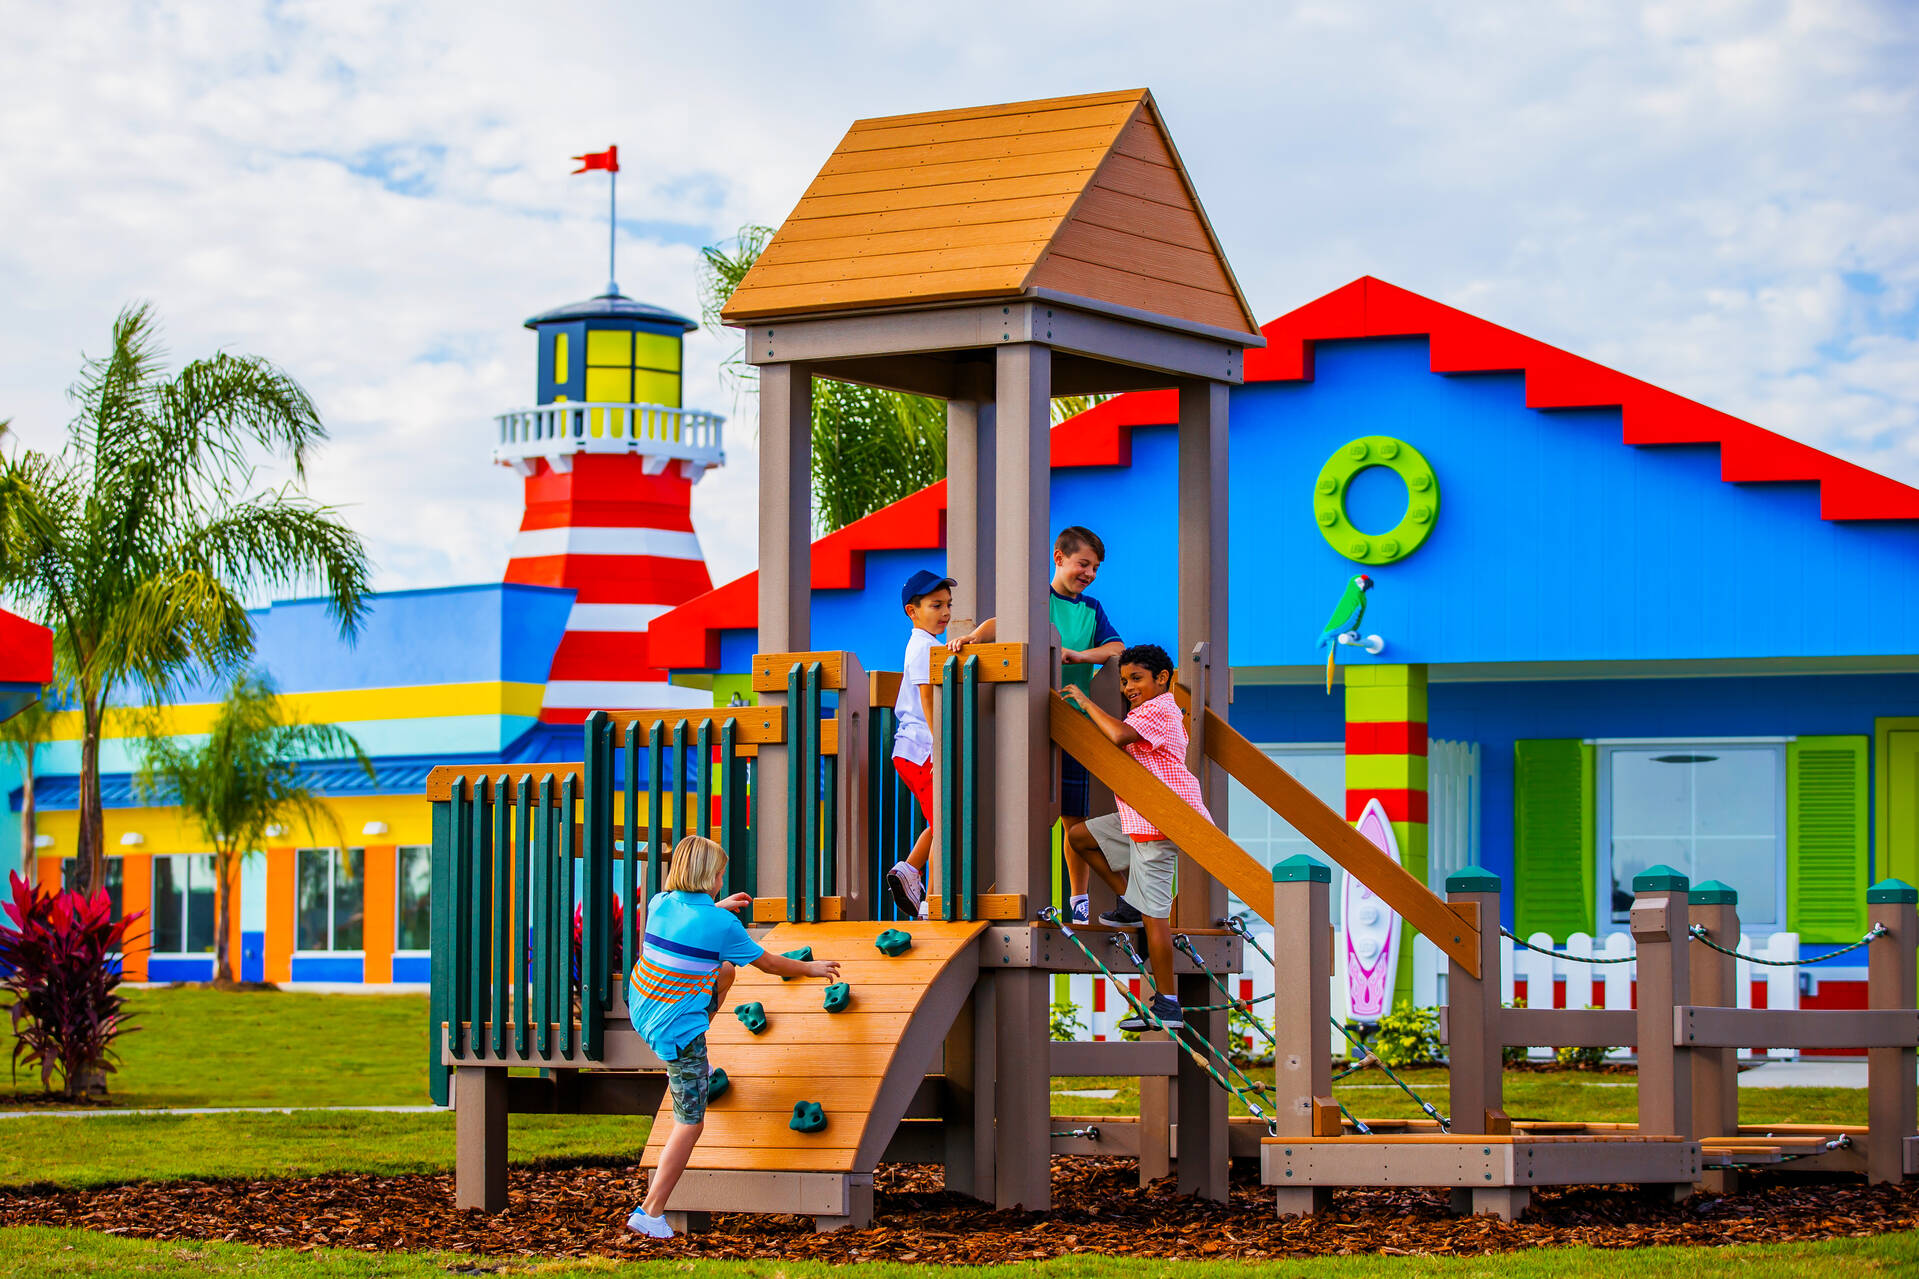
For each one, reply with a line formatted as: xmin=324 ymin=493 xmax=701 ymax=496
xmin=892 ymin=628 xmax=938 ymax=765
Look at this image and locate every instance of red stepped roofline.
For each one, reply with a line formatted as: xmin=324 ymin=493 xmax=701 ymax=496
xmin=0 ymin=605 xmax=53 ymax=685
xmin=647 ymin=276 xmax=1919 ymax=671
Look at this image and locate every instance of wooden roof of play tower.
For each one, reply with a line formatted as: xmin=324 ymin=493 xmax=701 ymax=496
xmin=722 ymin=88 xmax=1259 ymax=336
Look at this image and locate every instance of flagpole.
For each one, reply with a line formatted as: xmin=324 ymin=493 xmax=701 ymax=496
xmin=607 ymin=166 xmax=619 ymax=295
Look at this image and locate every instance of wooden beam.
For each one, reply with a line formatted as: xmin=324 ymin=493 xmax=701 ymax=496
xmin=1675 ymin=1006 xmax=1919 ymax=1050
xmin=1049 ymin=1038 xmax=1179 ymax=1077
xmin=600 ymin=706 xmax=787 ymax=744
xmin=753 ymin=650 xmax=851 ymax=692
xmin=811 ymin=354 xmax=962 ymax=400
xmin=426 ymin=764 xmax=585 ymax=803
xmin=929 ymin=642 xmax=1026 ymax=683
xmin=925 ymin=892 xmax=1026 ymax=921
xmin=1503 ymin=1007 xmax=1639 ymax=1048
xmin=751 ymin=896 xmax=847 ymax=924
xmin=1200 ymin=708 xmax=1481 ymax=976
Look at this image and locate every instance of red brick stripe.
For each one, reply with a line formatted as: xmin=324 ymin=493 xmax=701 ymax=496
xmin=1345 ymin=721 xmax=1428 ymax=755
xmin=1345 ymin=788 xmax=1428 ymax=824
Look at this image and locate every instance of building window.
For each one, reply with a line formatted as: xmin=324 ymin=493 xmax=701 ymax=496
xmin=297 ymin=848 xmax=365 ymax=952
xmin=395 ymin=846 xmax=432 ymax=952
xmin=1226 ymin=745 xmax=1346 ymax=917
xmin=151 ymin=854 xmax=216 ymax=954
xmin=583 ymin=327 xmax=681 ymax=406
xmin=1600 ymin=743 xmax=1785 ymax=932
xmin=60 ymin=857 xmax=125 ymax=919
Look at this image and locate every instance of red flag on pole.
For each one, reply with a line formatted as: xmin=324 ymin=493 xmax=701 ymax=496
xmin=572 ymin=146 xmax=619 ymax=174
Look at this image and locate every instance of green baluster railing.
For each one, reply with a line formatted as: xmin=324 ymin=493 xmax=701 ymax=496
xmin=427 ymin=791 xmax=454 ymax=1104
xmin=668 ymin=718 xmax=687 ymax=856
xmin=696 ymin=719 xmax=714 ymax=840
xmin=491 ymin=774 xmax=510 ymax=1055
xmin=802 ymin=663 xmax=822 ymax=923
xmin=821 ymin=751 xmax=838 ymax=899
xmin=719 ymin=718 xmax=744 ymax=895
xmin=532 ymin=775 xmax=553 ymax=1057
xmin=939 ymin=654 xmax=959 ymax=921
xmin=583 ymin=714 xmax=612 ymax=1060
xmin=621 ymin=723 xmax=640 ymax=999
xmin=786 ymin=665 xmax=802 ymax=922
xmin=513 ymin=775 xmax=531 ymax=1056
xmin=467 ymin=777 xmax=491 ymax=1060
xmin=960 ymin=654 xmax=980 ymax=922
xmin=646 ymin=721 xmax=665 ymax=901
xmin=558 ymin=773 xmax=578 ymax=1059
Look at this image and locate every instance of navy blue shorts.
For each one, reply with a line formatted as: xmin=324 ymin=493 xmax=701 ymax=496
xmin=1060 ymin=754 xmax=1091 ymax=820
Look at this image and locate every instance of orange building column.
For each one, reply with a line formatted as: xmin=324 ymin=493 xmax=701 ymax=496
xmin=264 ymin=847 xmax=295 ymax=983
xmin=119 ymin=853 xmax=152 ymax=982
xmin=362 ymin=844 xmax=397 ymax=984
xmin=36 ymin=855 xmax=60 ymax=894
xmin=225 ymin=854 xmax=245 ymax=983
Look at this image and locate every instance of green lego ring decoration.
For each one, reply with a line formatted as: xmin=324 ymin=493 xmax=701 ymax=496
xmin=1312 ymin=435 xmax=1440 ymax=566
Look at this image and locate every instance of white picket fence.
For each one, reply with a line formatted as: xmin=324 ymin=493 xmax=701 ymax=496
xmin=1055 ymin=926 xmax=1802 ymax=1061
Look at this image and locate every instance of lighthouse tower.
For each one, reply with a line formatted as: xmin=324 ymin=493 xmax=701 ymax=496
xmin=493 ymin=291 xmax=724 ymax=724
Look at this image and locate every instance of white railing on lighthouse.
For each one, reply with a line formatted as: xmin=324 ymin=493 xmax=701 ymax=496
xmin=492 ymin=401 xmax=725 ymax=477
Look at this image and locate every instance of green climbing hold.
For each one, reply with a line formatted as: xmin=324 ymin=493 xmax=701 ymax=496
xmin=790 ymin=1100 xmax=827 ymax=1133
xmin=779 ymin=945 xmax=813 ymax=980
xmin=823 ymin=981 xmax=852 ymax=1013
xmin=706 ymin=1068 xmax=730 ymax=1102
xmin=734 ymin=1001 xmax=768 ymax=1034
xmin=874 ymin=928 xmax=913 ymax=957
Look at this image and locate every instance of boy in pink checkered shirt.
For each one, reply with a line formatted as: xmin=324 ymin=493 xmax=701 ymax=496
xmin=1059 ymin=642 xmax=1210 ymax=1030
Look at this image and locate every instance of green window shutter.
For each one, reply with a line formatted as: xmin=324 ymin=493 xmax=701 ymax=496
xmin=1787 ymin=736 xmax=1867 ymax=944
xmin=1513 ymin=739 xmax=1594 ymax=944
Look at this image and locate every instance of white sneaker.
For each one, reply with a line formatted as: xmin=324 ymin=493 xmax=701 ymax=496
xmin=886 ymin=861 xmax=924 ymax=916
xmin=626 ymin=1208 xmax=674 ymax=1238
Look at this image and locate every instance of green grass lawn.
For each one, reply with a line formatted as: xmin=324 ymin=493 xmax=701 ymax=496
xmin=2 ymin=1227 xmax=1916 ymax=1278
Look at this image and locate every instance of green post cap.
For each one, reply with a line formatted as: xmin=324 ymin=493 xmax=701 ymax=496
xmin=875 ymin=928 xmax=914 ymax=957
xmin=734 ymin=1001 xmax=768 ymax=1035
xmin=789 ymin=1100 xmax=827 ymax=1133
xmin=706 ymin=1068 xmax=730 ymax=1102
xmin=823 ymin=981 xmax=852 ymax=1013
xmin=1273 ymin=854 xmax=1331 ymax=884
xmin=1689 ymin=880 xmax=1738 ymax=905
xmin=779 ymin=945 xmax=813 ymax=980
xmin=1632 ymin=864 xmax=1690 ymax=893
xmin=1867 ymin=878 xmax=1919 ymax=905
xmin=1445 ymin=865 xmax=1501 ymax=893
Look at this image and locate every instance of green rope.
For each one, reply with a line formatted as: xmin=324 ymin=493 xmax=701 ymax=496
xmin=1688 ymin=923 xmax=1885 ymax=966
xmin=1501 ymin=928 xmax=1637 ymax=964
xmin=1220 ymin=915 xmax=1450 ymax=1132
xmin=1108 ymin=928 xmax=1275 ymax=1102
xmin=1041 ymin=908 xmax=1277 ymax=1132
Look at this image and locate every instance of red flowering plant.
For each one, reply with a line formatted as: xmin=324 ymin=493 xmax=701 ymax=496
xmin=0 ymin=872 xmax=143 ymax=1100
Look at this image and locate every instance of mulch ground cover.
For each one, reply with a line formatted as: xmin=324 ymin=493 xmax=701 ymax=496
xmin=2 ymin=1159 xmax=1915 ymax=1262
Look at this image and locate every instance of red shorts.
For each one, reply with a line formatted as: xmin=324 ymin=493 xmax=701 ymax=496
xmin=892 ymin=755 xmax=934 ymax=820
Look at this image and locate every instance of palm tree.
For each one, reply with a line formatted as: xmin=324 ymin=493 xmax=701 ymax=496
xmin=0 ymin=304 xmax=370 ymax=894
xmin=135 ymin=670 xmax=369 ymax=986
xmin=700 ymin=228 xmax=1109 ymax=533
xmin=0 ymin=695 xmax=55 ymax=891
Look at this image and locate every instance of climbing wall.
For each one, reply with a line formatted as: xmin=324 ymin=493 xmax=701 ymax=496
xmin=639 ymin=920 xmax=988 ymax=1174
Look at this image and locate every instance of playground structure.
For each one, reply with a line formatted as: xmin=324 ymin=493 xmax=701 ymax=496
xmin=423 ymin=89 xmax=1919 ymax=1229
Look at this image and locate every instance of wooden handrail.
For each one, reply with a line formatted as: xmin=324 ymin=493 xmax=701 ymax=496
xmin=1197 ymin=706 xmax=1481 ymax=975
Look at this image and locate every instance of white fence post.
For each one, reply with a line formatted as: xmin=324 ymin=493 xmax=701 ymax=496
xmin=1766 ymin=933 xmax=1800 ymax=1060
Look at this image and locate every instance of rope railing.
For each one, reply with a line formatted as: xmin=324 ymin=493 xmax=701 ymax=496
xmin=1688 ymin=922 xmax=1886 ymax=966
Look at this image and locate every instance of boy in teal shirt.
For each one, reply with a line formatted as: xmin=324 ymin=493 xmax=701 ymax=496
xmin=948 ymin=526 xmax=1123 ymax=922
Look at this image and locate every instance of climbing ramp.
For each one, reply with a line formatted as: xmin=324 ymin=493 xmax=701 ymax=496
xmin=640 ymin=919 xmax=988 ymax=1225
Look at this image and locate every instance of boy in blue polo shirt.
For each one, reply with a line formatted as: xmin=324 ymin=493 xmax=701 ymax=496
xmin=626 ymin=835 xmax=840 ymax=1239
xmin=947 ymin=526 xmax=1123 ymax=922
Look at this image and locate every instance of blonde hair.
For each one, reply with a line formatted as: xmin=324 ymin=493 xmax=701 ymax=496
xmin=662 ymin=835 xmax=728 ymax=895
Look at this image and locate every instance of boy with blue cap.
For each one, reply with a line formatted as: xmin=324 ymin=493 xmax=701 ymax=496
xmin=883 ymin=568 xmax=955 ymax=915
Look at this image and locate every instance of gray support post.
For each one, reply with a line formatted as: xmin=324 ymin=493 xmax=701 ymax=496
xmin=1688 ymin=880 xmax=1740 ymax=1192
xmin=991 ymin=341 xmax=1052 ymax=1213
xmin=454 ymin=1066 xmax=508 ymax=1212
xmin=1271 ymin=855 xmax=1333 ymax=1216
xmin=1174 ymin=378 xmax=1230 ymax=1203
xmin=1138 ymin=1030 xmax=1172 ymax=1186
xmin=1866 ymin=879 xmax=1918 ymax=1184
xmin=945 ymin=367 xmax=997 ymax=895
xmin=1445 ymin=867 xmax=1505 ymax=1138
xmin=943 ymin=981 xmax=996 ymax=1200
xmin=755 ymin=364 xmax=812 ymax=899
xmin=1630 ymin=864 xmax=1694 ymax=1188
xmin=835 ymin=653 xmax=870 ymax=918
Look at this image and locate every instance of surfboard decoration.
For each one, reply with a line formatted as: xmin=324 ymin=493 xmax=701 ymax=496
xmin=1343 ymin=797 xmax=1402 ymax=1022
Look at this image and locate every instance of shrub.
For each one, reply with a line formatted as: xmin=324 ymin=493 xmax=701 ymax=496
xmin=1371 ymin=1004 xmax=1441 ymax=1069
xmin=1228 ymin=1002 xmax=1274 ymax=1067
xmin=1555 ymin=1010 xmax=1614 ymax=1069
xmin=1049 ymin=997 xmax=1086 ymax=1042
xmin=0 ymin=872 xmax=142 ymax=1100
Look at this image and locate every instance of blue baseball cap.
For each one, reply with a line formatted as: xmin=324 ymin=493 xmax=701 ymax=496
xmin=901 ymin=569 xmax=956 ymax=607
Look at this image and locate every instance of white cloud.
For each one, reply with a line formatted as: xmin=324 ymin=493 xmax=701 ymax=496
xmin=1 ymin=0 xmax=1914 ymax=601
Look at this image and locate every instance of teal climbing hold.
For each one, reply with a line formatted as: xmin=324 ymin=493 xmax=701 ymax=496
xmin=734 ymin=1001 xmax=768 ymax=1034
xmin=874 ymin=928 xmax=913 ymax=957
xmin=822 ymin=981 xmax=852 ymax=1013
xmin=790 ymin=1100 xmax=827 ymax=1133
xmin=780 ymin=945 xmax=813 ymax=980
xmin=706 ymin=1068 xmax=730 ymax=1102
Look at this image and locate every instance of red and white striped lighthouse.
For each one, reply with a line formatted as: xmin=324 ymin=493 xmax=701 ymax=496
xmin=495 ymin=291 xmax=723 ymax=724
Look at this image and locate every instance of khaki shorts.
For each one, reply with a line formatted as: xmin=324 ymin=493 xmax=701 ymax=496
xmin=1082 ymin=812 xmax=1179 ymax=919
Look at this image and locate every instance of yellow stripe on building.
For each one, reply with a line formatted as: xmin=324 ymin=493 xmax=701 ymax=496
xmin=48 ymin=682 xmax=548 ymax=741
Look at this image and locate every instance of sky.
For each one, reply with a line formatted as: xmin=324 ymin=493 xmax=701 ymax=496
xmin=2 ymin=0 xmax=1915 ymax=598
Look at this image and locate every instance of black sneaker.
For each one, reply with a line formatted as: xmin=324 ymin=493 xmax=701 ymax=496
xmin=1119 ymin=994 xmax=1183 ymax=1032
xmin=1098 ymin=897 xmax=1144 ymax=930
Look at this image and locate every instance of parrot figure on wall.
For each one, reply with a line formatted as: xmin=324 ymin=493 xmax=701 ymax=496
xmin=1317 ymin=574 xmax=1372 ymax=693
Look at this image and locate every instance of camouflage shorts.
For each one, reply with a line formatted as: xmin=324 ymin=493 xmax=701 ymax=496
xmin=663 ymin=1033 xmax=711 ymax=1124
